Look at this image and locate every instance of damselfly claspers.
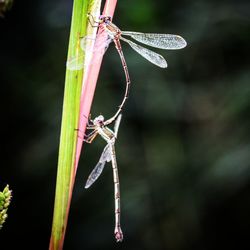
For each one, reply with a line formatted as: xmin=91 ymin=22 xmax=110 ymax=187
xmin=84 ymin=114 xmax=123 ymax=242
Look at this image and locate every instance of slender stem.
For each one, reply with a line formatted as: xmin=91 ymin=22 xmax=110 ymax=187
xmin=49 ymin=0 xmax=103 ymax=249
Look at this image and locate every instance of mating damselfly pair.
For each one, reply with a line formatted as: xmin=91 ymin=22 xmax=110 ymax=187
xmin=77 ymin=14 xmax=187 ymax=242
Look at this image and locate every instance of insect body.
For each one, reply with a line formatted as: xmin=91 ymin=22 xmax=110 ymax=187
xmin=84 ymin=114 xmax=123 ymax=242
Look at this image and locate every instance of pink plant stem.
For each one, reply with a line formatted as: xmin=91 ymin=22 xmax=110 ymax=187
xmin=65 ymin=1 xmax=117 ymax=244
xmin=74 ymin=0 xmax=118 ymax=174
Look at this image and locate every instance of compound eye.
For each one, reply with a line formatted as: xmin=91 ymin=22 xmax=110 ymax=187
xmin=99 ymin=115 xmax=104 ymax=122
xmin=95 ymin=115 xmax=104 ymax=124
xmin=99 ymin=15 xmax=104 ymax=21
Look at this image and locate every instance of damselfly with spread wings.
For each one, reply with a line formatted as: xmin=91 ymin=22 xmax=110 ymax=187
xmin=67 ymin=15 xmax=187 ymax=124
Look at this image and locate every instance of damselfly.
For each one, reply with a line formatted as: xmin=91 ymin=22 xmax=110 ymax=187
xmin=67 ymin=15 xmax=187 ymax=124
xmin=84 ymin=114 xmax=123 ymax=242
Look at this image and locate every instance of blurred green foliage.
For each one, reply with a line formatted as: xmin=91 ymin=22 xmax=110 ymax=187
xmin=0 ymin=0 xmax=250 ymax=249
xmin=0 ymin=184 xmax=12 ymax=229
xmin=0 ymin=0 xmax=13 ymax=17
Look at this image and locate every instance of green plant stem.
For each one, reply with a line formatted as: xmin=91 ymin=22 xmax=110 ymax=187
xmin=49 ymin=0 xmax=101 ymax=249
xmin=50 ymin=0 xmax=118 ymax=248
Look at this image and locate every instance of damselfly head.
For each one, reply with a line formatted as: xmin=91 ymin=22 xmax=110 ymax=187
xmin=99 ymin=15 xmax=111 ymax=24
xmin=93 ymin=115 xmax=105 ymax=125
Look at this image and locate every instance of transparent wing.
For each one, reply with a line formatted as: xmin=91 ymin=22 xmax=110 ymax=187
xmin=122 ymin=31 xmax=187 ymax=50
xmin=80 ymin=35 xmax=96 ymax=51
xmin=121 ymin=37 xmax=167 ymax=68
xmin=85 ymin=144 xmax=112 ymax=188
xmin=66 ymin=55 xmax=84 ymax=71
xmin=80 ymin=35 xmax=112 ymax=55
xmin=67 ymin=34 xmax=112 ymax=71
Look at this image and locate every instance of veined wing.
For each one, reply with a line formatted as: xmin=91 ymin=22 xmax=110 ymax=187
xmin=120 ymin=37 xmax=167 ymax=68
xmin=85 ymin=144 xmax=112 ymax=188
xmin=67 ymin=35 xmax=112 ymax=71
xmin=122 ymin=31 xmax=187 ymax=50
xmin=80 ymin=35 xmax=112 ymax=55
xmin=66 ymin=55 xmax=84 ymax=71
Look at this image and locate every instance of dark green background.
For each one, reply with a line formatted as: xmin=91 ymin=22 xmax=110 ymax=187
xmin=1 ymin=0 xmax=250 ymax=249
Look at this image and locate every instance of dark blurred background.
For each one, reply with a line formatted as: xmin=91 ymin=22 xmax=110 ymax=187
xmin=1 ymin=0 xmax=250 ymax=249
